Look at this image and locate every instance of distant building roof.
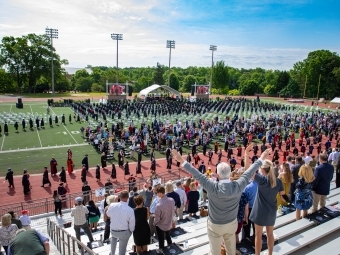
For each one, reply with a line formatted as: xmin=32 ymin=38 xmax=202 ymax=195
xmin=64 ymin=67 xmax=93 ymax=75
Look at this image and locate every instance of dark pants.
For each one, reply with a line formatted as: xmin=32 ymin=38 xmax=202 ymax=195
xmin=156 ymin=226 xmax=172 ymax=248
xmin=74 ymin=223 xmax=94 ymax=249
xmin=3 ymin=246 xmax=8 ymax=255
xmin=54 ymin=201 xmax=62 ymax=215
xmin=243 ymin=207 xmax=255 ymax=238
xmin=290 ymin=182 xmax=297 ymax=203
xmin=104 ymin=219 xmax=111 ymax=240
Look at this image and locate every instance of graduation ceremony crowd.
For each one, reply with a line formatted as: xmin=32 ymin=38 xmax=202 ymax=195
xmin=1 ymin=97 xmax=340 ymax=255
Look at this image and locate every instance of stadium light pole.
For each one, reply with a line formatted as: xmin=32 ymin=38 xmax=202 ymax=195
xmin=111 ymin=33 xmax=123 ymax=85
xmin=209 ymin=45 xmax=217 ymax=95
xmin=166 ymin=40 xmax=175 ymax=87
xmin=45 ymin=27 xmax=58 ymax=96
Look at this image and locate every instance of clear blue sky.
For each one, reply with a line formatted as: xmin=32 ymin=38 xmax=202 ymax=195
xmin=0 ymin=0 xmax=339 ymax=70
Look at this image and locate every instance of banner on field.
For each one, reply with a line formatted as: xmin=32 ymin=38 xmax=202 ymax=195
xmin=95 ymin=187 xmax=106 ymax=197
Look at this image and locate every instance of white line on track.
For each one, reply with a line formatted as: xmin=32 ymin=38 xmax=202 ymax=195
xmin=30 ymin=105 xmax=43 ymax=147
xmin=1 ymin=105 xmax=12 ymax=151
xmin=50 ymin=108 xmax=78 ymax=144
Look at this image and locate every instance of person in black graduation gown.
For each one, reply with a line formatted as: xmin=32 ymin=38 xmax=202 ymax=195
xmin=14 ymin=122 xmax=19 ymax=133
xmin=82 ymin=154 xmax=89 ymax=171
xmin=167 ymin=155 xmax=172 ymax=171
xmin=5 ymin=168 xmax=14 ymax=188
xmin=59 ymin=166 xmax=67 ymax=184
xmin=4 ymin=122 xmax=9 ymax=134
xmin=61 ymin=114 xmax=65 ymax=125
xmin=55 ymin=116 xmax=59 ymax=126
xmin=69 ymin=114 xmax=72 ymax=123
xmin=224 ymin=140 xmax=229 ymax=152
xmin=191 ymin=144 xmax=196 ymax=157
xmin=41 ymin=166 xmax=51 ymax=187
xmin=49 ymin=116 xmax=53 ymax=127
xmin=101 ymin=152 xmax=107 ymax=170
xmin=202 ymin=142 xmax=207 ymax=156
xmin=22 ymin=170 xmax=30 ymax=195
xmin=118 ymin=149 xmax=124 ymax=167
xmin=136 ymin=162 xmax=143 ymax=177
xmin=0 ymin=124 xmax=2 ymax=136
xmin=111 ymin=163 xmax=117 ymax=181
xmin=36 ymin=117 xmax=40 ymax=128
xmin=150 ymin=148 xmax=155 ymax=162
xmin=150 ymin=159 xmax=156 ymax=172
xmin=137 ymin=150 xmax=142 ymax=164
xmin=29 ymin=118 xmax=33 ymax=129
xmin=124 ymin=162 xmax=130 ymax=179
xmin=81 ymin=165 xmax=87 ymax=184
xmin=21 ymin=119 xmax=26 ymax=131
xmin=95 ymin=164 xmax=101 ymax=182
xmin=40 ymin=118 xmax=44 ymax=129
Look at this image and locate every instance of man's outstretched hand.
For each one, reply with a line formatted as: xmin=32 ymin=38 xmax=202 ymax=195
xmin=172 ymin=149 xmax=184 ymax=164
xmin=260 ymin=148 xmax=272 ymax=161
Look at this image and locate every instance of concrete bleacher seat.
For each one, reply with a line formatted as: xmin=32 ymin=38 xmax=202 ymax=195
xmin=301 ymin=234 xmax=340 ymax=255
xmin=271 ymin=217 xmax=340 ymax=255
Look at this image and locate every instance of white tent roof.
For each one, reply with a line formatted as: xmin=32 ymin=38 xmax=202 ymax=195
xmin=138 ymin=84 xmax=180 ymax=97
xmin=330 ymin=97 xmax=340 ymax=104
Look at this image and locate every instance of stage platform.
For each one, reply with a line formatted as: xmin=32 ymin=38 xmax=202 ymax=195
xmin=107 ymin=94 xmax=127 ymax=100
xmin=287 ymin=99 xmax=304 ymax=103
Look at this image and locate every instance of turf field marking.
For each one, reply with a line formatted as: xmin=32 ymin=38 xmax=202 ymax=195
xmin=50 ymin=108 xmax=78 ymax=144
xmin=30 ymin=105 xmax=43 ymax=147
xmin=1 ymin=105 xmax=12 ymax=151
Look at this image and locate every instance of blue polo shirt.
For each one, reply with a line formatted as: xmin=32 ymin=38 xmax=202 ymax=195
xmin=243 ymin=181 xmax=258 ymax=209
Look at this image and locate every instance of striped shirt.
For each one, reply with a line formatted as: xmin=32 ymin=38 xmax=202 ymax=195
xmin=106 ymin=201 xmax=135 ymax=232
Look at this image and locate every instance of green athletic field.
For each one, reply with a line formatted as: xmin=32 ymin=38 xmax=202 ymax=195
xmin=0 ymin=101 xmax=211 ymax=176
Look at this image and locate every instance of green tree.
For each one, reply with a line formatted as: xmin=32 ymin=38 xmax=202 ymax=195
xmin=153 ymin=63 xmax=164 ymax=85
xmin=182 ymin=75 xmax=197 ymax=92
xmin=264 ymin=84 xmax=276 ymax=96
xmin=0 ymin=69 xmax=16 ymax=93
xmin=0 ymin=34 xmax=68 ymax=93
xmin=75 ymin=77 xmax=93 ymax=92
xmin=276 ymin=71 xmax=290 ymax=93
xmin=91 ymin=83 xmax=102 ymax=92
xmin=55 ymin=75 xmax=70 ymax=92
xmin=280 ymin=79 xmax=301 ymax=98
xmin=212 ymin=60 xmax=229 ymax=94
xmin=169 ymin=72 xmax=180 ymax=91
xmin=71 ymin=69 xmax=90 ymax=89
xmin=239 ymin=80 xmax=258 ymax=96
xmin=291 ymin=50 xmax=340 ymax=98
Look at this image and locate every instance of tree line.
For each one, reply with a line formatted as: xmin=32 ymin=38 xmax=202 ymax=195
xmin=1 ymin=33 xmax=340 ymax=98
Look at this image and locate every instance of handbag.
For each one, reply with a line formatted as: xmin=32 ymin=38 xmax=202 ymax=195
xmin=200 ymin=207 xmax=208 ymax=217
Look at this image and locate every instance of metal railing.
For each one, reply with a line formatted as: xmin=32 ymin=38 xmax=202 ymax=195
xmin=1 ymin=169 xmax=184 ymax=217
xmin=47 ymin=218 xmax=98 ymax=255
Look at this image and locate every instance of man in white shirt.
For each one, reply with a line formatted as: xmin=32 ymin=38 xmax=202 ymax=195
xmin=328 ymin=148 xmax=340 ymax=170
xmin=303 ymin=152 xmax=312 ymax=165
xmin=174 ymin=181 xmax=187 ymax=220
xmin=106 ymin=190 xmax=135 ymax=255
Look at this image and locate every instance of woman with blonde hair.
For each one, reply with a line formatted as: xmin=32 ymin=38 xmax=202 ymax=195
xmin=183 ymin=178 xmax=192 ymax=211
xmin=165 ymin=181 xmax=181 ymax=228
xmin=249 ymin=159 xmax=286 ymax=255
xmin=277 ymin=163 xmax=292 ymax=207
xmin=0 ymin=213 xmax=18 ymax=254
xmin=294 ymin=164 xmax=315 ymax=220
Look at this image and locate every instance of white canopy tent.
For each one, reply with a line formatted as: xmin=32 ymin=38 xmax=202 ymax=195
xmin=138 ymin=84 xmax=181 ymax=98
xmin=330 ymin=97 xmax=340 ymax=104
